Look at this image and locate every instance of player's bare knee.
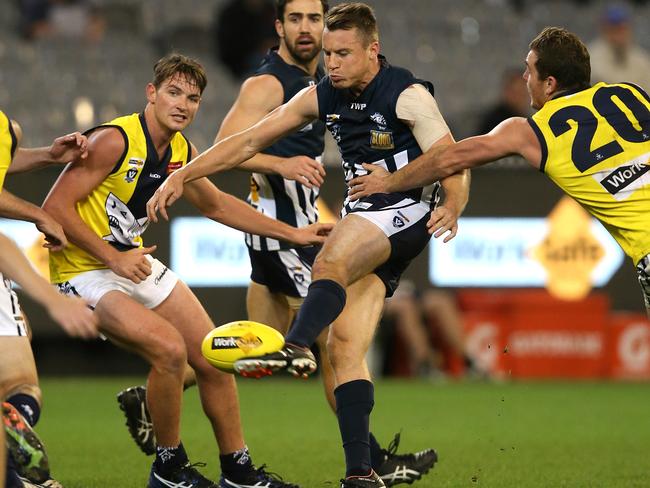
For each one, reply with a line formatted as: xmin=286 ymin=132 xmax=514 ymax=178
xmin=312 ymin=255 xmax=348 ymax=285
xmin=149 ymin=338 xmax=187 ymax=375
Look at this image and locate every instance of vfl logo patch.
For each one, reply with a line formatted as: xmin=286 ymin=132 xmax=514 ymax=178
xmin=600 ymin=162 xmax=650 ymax=195
xmin=326 ymin=114 xmax=341 ymax=122
xmin=393 ymin=216 xmax=405 ymax=228
xmin=396 ymin=210 xmax=410 ymax=223
xmin=124 ymin=167 xmax=138 ymax=183
xmin=370 ymin=130 xmax=395 ymax=150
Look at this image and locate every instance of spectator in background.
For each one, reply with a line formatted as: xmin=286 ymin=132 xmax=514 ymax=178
xmin=589 ymin=4 xmax=650 ymax=89
xmin=383 ymin=281 xmax=487 ymax=379
xmin=475 ymin=68 xmax=530 ymax=135
xmin=213 ymin=0 xmax=278 ymax=79
xmin=17 ymin=0 xmax=105 ymax=42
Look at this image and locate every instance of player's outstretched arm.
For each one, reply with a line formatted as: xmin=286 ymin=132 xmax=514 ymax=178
xmin=0 ymin=190 xmax=68 ymax=251
xmin=430 ymin=168 xmax=471 ymax=242
xmin=184 ymin=178 xmax=333 ymax=246
xmin=215 ymin=75 xmax=325 ymax=188
xmin=349 ymin=117 xmax=537 ymax=198
xmin=0 ymin=232 xmax=98 ymax=339
xmin=9 ymin=132 xmax=89 ymax=174
xmin=146 ymin=85 xmax=320 ymax=222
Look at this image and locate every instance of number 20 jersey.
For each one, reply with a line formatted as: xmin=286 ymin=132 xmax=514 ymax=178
xmin=529 ymin=82 xmax=650 ymax=264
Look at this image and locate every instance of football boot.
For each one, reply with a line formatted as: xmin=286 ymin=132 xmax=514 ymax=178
xmin=234 ymin=343 xmax=317 ymax=379
xmin=375 ymin=433 xmax=437 ymax=486
xmin=219 ymin=464 xmax=300 ymax=488
xmin=340 ymin=471 xmax=386 ymax=487
xmin=2 ymin=402 xmax=50 ymax=483
xmin=117 ymin=385 xmax=156 ymax=455
xmin=148 ymin=461 xmax=218 ymax=488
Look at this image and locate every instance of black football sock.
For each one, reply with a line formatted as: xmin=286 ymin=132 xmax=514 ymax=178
xmin=368 ymin=432 xmax=384 ymax=470
xmin=220 ymin=446 xmax=254 ymax=482
xmin=153 ymin=442 xmax=189 ymax=476
xmin=6 ymin=393 xmax=41 ymax=426
xmin=335 ymin=379 xmax=375 ymax=478
xmin=285 ymin=279 xmax=346 ymax=347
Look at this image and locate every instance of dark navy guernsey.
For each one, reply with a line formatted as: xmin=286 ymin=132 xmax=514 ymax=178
xmin=316 ymin=55 xmax=441 ymax=215
xmin=245 ymin=48 xmax=326 ymax=251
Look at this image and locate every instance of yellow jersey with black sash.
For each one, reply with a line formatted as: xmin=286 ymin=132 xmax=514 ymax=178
xmin=529 ymin=82 xmax=650 ymax=264
xmin=49 ymin=112 xmax=192 ymax=282
xmin=0 ymin=110 xmax=18 ymax=192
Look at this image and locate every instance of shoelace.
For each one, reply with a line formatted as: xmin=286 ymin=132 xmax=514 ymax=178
xmin=255 ymin=464 xmax=296 ymax=486
xmin=178 ymin=461 xmax=210 ymax=479
xmin=382 ymin=432 xmax=416 ymax=461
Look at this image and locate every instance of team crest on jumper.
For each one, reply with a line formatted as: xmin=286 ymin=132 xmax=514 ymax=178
xmin=370 ymin=130 xmax=394 ymax=150
xmin=370 ymin=112 xmax=387 ymax=128
xmin=124 ymin=167 xmax=138 ymax=183
xmin=392 ymin=216 xmax=405 ymax=228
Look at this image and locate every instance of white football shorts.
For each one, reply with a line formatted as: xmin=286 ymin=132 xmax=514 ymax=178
xmin=55 ymin=256 xmax=178 ymax=310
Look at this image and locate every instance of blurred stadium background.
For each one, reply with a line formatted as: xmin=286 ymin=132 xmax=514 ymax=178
xmin=3 ymin=1 xmax=650 ymax=486
xmin=3 ymin=0 xmax=650 ymax=380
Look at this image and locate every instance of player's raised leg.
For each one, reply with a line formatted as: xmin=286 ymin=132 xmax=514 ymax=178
xmin=235 ymin=215 xmax=390 ymax=378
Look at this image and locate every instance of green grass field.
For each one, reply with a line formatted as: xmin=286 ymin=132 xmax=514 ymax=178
xmin=34 ymin=378 xmax=649 ymax=487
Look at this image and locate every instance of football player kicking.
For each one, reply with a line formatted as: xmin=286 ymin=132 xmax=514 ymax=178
xmin=43 ymin=53 xmax=330 ymax=488
xmin=117 ymin=1 xmax=439 ymax=486
xmin=349 ymin=27 xmax=650 ymax=316
xmin=147 ymin=4 xmax=469 ymax=487
xmin=0 ymin=112 xmax=99 ymax=488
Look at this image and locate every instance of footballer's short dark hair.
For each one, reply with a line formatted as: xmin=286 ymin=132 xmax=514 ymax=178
xmin=529 ymin=27 xmax=591 ymax=90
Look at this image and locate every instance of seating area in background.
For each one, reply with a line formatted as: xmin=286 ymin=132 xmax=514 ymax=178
xmin=1 ymin=0 xmax=648 ymax=148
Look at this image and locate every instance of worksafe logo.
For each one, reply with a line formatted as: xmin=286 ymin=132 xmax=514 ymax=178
xmin=600 ymin=161 xmax=650 ymax=195
xmin=531 ymin=197 xmax=604 ymax=300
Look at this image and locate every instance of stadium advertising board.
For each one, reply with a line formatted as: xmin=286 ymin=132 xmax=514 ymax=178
xmin=429 ymin=198 xmax=624 ymax=299
xmin=171 ymin=217 xmax=251 ymax=286
xmin=0 ymin=219 xmax=49 ymax=279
